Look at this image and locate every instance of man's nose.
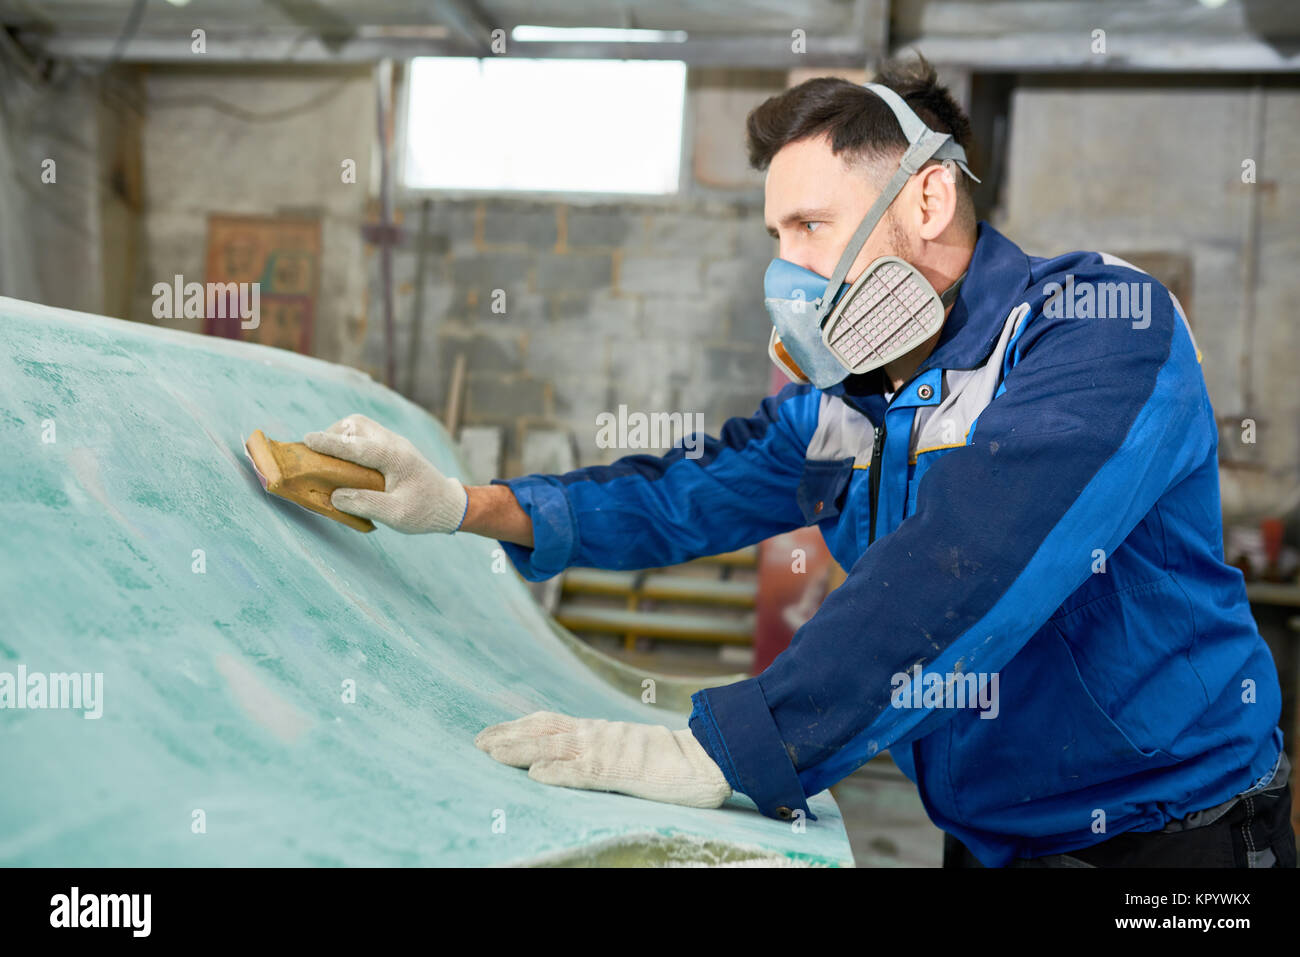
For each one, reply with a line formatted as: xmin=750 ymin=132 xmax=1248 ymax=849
xmin=776 ymin=238 xmax=815 ymax=274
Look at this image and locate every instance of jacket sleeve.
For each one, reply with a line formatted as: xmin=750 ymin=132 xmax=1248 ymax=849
xmin=491 ymin=383 xmax=823 ymax=581
xmin=689 ymin=268 xmax=1213 ymax=821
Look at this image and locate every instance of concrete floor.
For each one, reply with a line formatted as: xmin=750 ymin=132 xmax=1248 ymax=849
xmin=594 ymin=639 xmax=754 ymax=678
xmin=828 ymin=757 xmax=944 ymax=867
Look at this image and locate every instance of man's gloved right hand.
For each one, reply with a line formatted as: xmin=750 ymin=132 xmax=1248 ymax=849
xmin=303 ymin=414 xmax=469 ymax=534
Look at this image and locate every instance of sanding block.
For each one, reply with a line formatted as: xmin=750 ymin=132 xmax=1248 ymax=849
xmin=244 ymin=429 xmax=385 ymax=532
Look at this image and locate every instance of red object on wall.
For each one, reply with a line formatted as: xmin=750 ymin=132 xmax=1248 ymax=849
xmin=1260 ymin=518 xmax=1283 ymax=568
xmin=203 ymin=214 xmax=320 ymax=355
xmin=753 ymin=528 xmax=834 ymax=674
xmin=752 ymin=366 xmax=837 ymax=675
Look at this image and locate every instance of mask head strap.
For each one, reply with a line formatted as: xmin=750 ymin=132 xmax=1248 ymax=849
xmin=814 ymin=82 xmax=980 ymax=324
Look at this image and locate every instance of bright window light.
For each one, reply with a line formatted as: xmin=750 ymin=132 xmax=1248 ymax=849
xmin=403 ymin=57 xmax=686 ymax=194
xmin=511 ymin=26 xmax=688 ymax=43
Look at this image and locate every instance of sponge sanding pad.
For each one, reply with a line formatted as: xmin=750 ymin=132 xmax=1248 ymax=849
xmin=245 ymin=429 xmax=385 ymax=532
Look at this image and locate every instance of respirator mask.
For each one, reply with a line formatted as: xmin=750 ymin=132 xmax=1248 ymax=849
xmin=765 ymin=82 xmax=980 ymax=389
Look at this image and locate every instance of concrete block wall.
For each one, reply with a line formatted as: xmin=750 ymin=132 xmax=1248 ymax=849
xmin=994 ymin=78 xmax=1300 ymax=518
xmin=130 ymin=67 xmax=375 ymax=370
xmin=362 ymin=195 xmax=780 ymax=476
xmin=0 ymin=56 xmax=111 ymax=313
xmin=2 ymin=61 xmax=787 ymax=481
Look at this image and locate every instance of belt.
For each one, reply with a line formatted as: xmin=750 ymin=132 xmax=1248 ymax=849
xmin=1160 ymin=748 xmax=1291 ymax=833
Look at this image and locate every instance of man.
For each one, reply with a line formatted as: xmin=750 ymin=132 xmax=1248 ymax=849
xmin=306 ymin=57 xmax=1294 ymax=868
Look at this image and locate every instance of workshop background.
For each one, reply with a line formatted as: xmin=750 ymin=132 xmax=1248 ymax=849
xmin=2 ymin=0 xmax=1298 ymax=867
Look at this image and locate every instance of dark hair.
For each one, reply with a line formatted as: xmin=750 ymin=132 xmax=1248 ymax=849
xmin=746 ymin=54 xmax=974 ymax=180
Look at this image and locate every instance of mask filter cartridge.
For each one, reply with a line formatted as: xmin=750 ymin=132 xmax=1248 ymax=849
xmin=821 ymin=257 xmax=948 ymax=375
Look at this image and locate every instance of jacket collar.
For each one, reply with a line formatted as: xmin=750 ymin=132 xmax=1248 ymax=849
xmin=919 ymin=220 xmax=1033 ymax=374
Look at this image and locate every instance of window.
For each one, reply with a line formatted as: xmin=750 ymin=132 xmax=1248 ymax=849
xmin=403 ymin=57 xmax=686 ymax=194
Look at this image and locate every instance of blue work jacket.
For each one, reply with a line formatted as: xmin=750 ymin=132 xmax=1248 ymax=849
xmin=495 ymin=221 xmax=1285 ymax=866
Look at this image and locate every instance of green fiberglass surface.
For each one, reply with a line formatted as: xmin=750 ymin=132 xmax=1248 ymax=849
xmin=0 ymin=296 xmax=853 ymax=867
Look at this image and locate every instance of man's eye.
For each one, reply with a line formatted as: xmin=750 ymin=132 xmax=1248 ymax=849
xmin=803 ymin=222 xmax=822 ymax=233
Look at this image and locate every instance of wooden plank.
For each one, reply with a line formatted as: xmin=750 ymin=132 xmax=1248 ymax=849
xmin=556 ymin=606 xmax=754 ymax=644
xmin=562 ymin=569 xmax=756 ymax=606
xmin=688 ymin=546 xmax=758 ymax=569
xmin=1246 ymin=582 xmax=1300 ymax=608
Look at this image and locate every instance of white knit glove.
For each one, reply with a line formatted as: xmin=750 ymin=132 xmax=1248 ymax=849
xmin=475 ymin=711 xmax=733 ymax=809
xmin=302 ymin=413 xmax=468 ymax=534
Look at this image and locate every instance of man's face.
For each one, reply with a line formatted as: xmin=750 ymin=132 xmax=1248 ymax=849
xmin=763 ymin=133 xmax=912 ymax=282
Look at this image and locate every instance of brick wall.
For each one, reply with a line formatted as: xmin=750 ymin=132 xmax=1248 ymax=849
xmin=362 ymin=195 xmax=781 ymax=476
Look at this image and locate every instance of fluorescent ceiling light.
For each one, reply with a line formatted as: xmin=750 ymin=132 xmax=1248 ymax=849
xmin=511 ymin=26 xmax=688 ymax=44
xmin=359 ymin=25 xmax=451 ymax=39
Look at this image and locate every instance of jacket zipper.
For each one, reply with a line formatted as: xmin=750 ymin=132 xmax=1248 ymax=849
xmin=868 ymin=419 xmax=885 ymax=544
xmin=867 ymin=367 xmax=932 ymax=545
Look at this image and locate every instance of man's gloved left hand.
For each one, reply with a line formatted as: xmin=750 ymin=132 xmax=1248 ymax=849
xmin=475 ymin=711 xmax=732 ymax=809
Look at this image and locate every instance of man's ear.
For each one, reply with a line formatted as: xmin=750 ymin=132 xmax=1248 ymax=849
xmin=915 ymin=161 xmax=958 ymax=241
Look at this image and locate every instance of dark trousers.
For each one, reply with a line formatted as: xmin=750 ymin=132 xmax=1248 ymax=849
xmin=944 ymin=781 xmax=1297 ymax=868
